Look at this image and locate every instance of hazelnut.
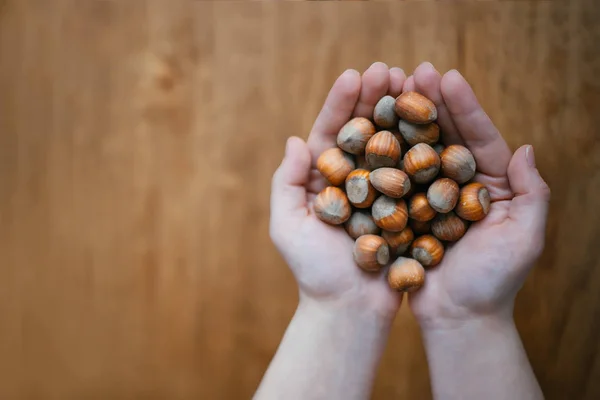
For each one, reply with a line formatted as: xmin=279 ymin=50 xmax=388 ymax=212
xmin=440 ymin=144 xmax=476 ymax=184
xmin=369 ymin=167 xmax=411 ymax=198
xmin=353 ymin=234 xmax=390 ymax=272
xmin=373 ymin=95 xmax=399 ymax=129
xmin=344 ymin=210 xmax=381 ymax=239
xmin=394 ymin=91 xmax=437 ymax=124
xmin=410 ymin=219 xmax=431 ymax=235
xmin=431 ymin=211 xmax=468 ymax=241
xmin=408 ymin=192 xmax=437 ymax=221
xmin=316 ymin=147 xmax=356 ymax=186
xmin=336 ymin=117 xmax=376 ymax=155
xmin=382 ymin=227 xmax=414 ymax=256
xmin=410 ymin=234 xmax=444 ymax=268
xmin=403 ymin=143 xmax=441 ymax=184
xmin=455 ymin=182 xmax=491 ymax=221
xmin=372 ymin=196 xmax=408 ymax=232
xmin=427 ymin=178 xmax=459 ymax=213
xmin=313 ymin=186 xmax=351 ymax=225
xmin=398 ymin=120 xmax=440 ymax=146
xmin=365 ymin=130 xmax=401 ymax=169
xmin=387 ymin=257 xmax=425 ymax=292
xmin=345 ymin=169 xmax=377 ymax=208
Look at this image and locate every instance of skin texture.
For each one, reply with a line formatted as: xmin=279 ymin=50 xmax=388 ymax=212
xmin=405 ymin=62 xmax=550 ymax=400
xmin=256 ymin=61 xmax=550 ymax=400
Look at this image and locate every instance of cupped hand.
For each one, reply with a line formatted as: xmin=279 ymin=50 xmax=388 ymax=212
xmin=403 ymin=63 xmax=552 ymax=329
xmin=269 ymin=63 xmax=407 ymax=319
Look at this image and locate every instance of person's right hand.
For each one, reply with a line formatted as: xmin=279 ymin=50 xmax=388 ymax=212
xmin=402 ymin=63 xmax=551 ymax=330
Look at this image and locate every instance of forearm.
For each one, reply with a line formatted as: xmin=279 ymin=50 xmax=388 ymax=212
xmin=422 ymin=314 xmax=543 ymax=400
xmin=254 ymin=298 xmax=393 ymax=400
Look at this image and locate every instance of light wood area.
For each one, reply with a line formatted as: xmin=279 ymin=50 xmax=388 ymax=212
xmin=0 ymin=0 xmax=599 ymax=399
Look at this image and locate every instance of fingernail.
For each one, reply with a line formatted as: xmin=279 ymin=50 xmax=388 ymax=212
xmin=526 ymin=145 xmax=536 ymax=168
xmin=342 ymin=68 xmax=358 ymax=78
xmin=420 ymin=61 xmax=435 ymax=71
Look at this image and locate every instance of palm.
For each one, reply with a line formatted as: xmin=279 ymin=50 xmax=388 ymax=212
xmin=410 ymin=196 xmax=519 ymax=322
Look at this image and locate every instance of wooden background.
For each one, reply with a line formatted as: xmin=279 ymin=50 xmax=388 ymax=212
xmin=1 ymin=0 xmax=599 ymax=398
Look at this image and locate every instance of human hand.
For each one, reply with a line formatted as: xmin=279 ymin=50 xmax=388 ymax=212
xmin=402 ymin=63 xmax=551 ymax=330
xmin=269 ymin=62 xmax=408 ymax=319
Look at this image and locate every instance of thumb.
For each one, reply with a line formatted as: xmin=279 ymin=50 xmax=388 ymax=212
xmin=270 ymin=136 xmax=312 ymax=219
xmin=507 ymin=145 xmax=551 ymax=255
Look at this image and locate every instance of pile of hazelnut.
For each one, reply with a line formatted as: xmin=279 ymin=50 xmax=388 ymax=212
xmin=314 ymin=92 xmax=491 ymax=292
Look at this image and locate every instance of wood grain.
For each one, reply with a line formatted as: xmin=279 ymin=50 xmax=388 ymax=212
xmin=0 ymin=0 xmax=598 ymax=399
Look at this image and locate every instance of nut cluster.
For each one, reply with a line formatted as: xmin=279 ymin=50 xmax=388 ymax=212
xmin=314 ymin=91 xmax=492 ymax=292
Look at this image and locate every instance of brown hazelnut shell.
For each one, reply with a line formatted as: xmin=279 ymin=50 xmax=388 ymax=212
xmin=316 ymin=147 xmax=355 ymax=186
xmin=455 ymin=182 xmax=491 ymax=221
xmin=313 ymin=187 xmax=351 ymax=225
xmin=427 ymin=178 xmax=460 ymax=213
xmin=353 ymin=234 xmax=390 ymax=272
xmin=387 ymin=257 xmax=425 ymax=292
xmin=410 ymin=234 xmax=444 ymax=268
xmin=371 ymin=196 xmax=408 ymax=232
xmin=345 ymin=169 xmax=378 ymax=208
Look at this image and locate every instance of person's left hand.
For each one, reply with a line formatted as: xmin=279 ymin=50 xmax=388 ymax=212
xmin=270 ymin=62 xmax=407 ymax=319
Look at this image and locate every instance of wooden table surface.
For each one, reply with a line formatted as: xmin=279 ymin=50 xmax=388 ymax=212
xmin=1 ymin=0 xmax=599 ymax=398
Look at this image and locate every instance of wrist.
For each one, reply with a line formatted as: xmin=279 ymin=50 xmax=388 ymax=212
xmin=419 ymin=312 xmax=543 ymax=400
xmin=413 ymin=296 xmax=515 ymax=332
xmin=420 ymin=311 xmax=516 ymax=344
xmin=297 ymin=295 xmax=395 ymax=334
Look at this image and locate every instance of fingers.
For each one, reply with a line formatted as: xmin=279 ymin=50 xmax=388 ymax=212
xmin=271 ymin=137 xmax=312 ymax=221
xmin=440 ymin=70 xmax=513 ymax=179
xmin=307 ymin=69 xmax=361 ymax=165
xmin=413 ymin=62 xmax=463 ymax=146
xmin=353 ymin=62 xmax=390 ymax=118
xmin=507 ymin=145 xmax=551 ymax=258
xmin=403 ymin=75 xmax=415 ymax=92
xmin=388 ymin=67 xmax=406 ymax=98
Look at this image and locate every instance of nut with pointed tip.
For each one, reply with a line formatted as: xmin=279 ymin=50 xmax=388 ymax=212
xmin=344 ymin=210 xmax=381 ymax=239
xmin=316 ymin=147 xmax=356 ymax=186
xmin=373 ymin=95 xmax=399 ymax=129
xmin=313 ymin=186 xmax=351 ymax=225
xmin=410 ymin=219 xmax=431 ymax=235
xmin=410 ymin=235 xmax=444 ymax=268
xmin=403 ymin=143 xmax=441 ymax=184
xmin=382 ymin=227 xmax=414 ymax=256
xmin=353 ymin=234 xmax=390 ymax=272
xmin=440 ymin=144 xmax=476 ymax=184
xmin=431 ymin=211 xmax=468 ymax=241
xmin=365 ymin=130 xmax=401 ymax=169
xmin=370 ymin=168 xmax=411 ymax=198
xmin=345 ymin=169 xmax=377 ymax=208
xmin=336 ymin=117 xmax=376 ymax=155
xmin=427 ymin=178 xmax=459 ymax=213
xmin=394 ymin=91 xmax=437 ymax=124
xmin=408 ymin=192 xmax=437 ymax=221
xmin=455 ymin=182 xmax=491 ymax=221
xmin=387 ymin=257 xmax=425 ymax=292
xmin=372 ymin=196 xmax=408 ymax=232
xmin=398 ymin=120 xmax=440 ymax=146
